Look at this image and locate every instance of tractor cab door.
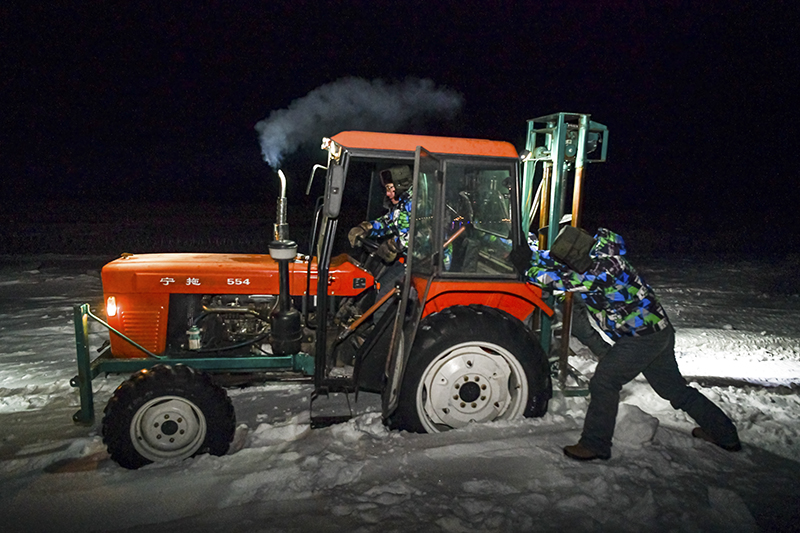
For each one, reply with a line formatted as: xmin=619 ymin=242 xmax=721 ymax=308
xmin=382 ymin=146 xmax=441 ymax=417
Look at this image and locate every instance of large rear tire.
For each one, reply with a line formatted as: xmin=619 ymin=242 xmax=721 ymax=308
xmin=390 ymin=305 xmax=551 ymax=433
xmin=102 ymin=364 xmax=236 ymax=469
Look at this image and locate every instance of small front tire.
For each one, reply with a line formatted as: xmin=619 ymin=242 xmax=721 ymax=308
xmin=102 ymin=364 xmax=235 ymax=469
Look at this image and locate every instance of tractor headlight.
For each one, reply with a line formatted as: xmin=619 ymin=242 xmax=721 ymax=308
xmin=106 ymin=296 xmax=117 ymax=317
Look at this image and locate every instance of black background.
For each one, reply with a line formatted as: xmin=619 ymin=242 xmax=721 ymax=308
xmin=3 ymin=1 xmax=797 ymax=255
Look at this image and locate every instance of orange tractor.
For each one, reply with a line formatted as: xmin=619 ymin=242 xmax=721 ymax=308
xmin=72 ymin=113 xmax=607 ymax=468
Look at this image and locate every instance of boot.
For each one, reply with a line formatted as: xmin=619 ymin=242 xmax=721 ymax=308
xmin=564 ymin=443 xmax=610 ymax=461
xmin=692 ymin=427 xmax=742 ymax=452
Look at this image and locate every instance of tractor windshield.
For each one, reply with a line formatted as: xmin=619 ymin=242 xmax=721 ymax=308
xmin=409 ymin=159 xmax=517 ymax=277
xmin=442 ymin=162 xmax=516 ymax=276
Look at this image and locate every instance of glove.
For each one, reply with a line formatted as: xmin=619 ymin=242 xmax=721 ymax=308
xmin=509 ymin=243 xmax=533 ymax=276
xmin=348 ymin=221 xmax=372 ymax=247
xmin=375 ymin=237 xmax=403 ymax=263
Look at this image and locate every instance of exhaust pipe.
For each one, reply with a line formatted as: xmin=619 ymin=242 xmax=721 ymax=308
xmin=269 ymin=170 xmax=302 ymax=355
xmin=274 ymin=169 xmax=289 ymax=241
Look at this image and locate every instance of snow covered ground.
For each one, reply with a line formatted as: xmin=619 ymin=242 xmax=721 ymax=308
xmin=1 ymin=252 xmax=799 ymax=532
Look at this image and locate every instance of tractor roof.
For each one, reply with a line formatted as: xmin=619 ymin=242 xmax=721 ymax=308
xmin=330 ymin=131 xmax=519 ymax=159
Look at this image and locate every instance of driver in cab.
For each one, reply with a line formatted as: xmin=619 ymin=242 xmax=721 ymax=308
xmin=348 ymin=165 xmax=413 ymax=319
xmin=348 ymin=165 xmax=413 ymax=262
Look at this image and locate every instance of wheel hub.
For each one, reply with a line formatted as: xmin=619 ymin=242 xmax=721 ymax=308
xmin=159 ymin=419 xmax=179 ymax=436
xmin=458 ymin=380 xmax=481 ymax=403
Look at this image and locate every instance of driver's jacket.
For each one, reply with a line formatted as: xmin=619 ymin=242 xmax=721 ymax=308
xmin=366 ymin=188 xmax=413 ymax=252
xmin=524 ymin=228 xmax=670 ymax=340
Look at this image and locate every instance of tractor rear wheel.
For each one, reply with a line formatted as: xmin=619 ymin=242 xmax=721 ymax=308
xmin=102 ymin=364 xmax=235 ymax=469
xmin=390 ymin=305 xmax=550 ymax=433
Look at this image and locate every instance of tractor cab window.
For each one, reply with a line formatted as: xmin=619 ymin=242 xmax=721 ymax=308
xmin=442 ymin=162 xmax=515 ymax=276
xmin=409 ymin=165 xmax=436 ymax=275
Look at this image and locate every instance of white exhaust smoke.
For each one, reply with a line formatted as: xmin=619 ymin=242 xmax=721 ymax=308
xmin=255 ymin=77 xmax=463 ymax=168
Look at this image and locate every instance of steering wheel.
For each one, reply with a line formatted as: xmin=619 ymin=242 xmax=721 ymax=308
xmin=358 ymin=235 xmax=381 ymax=253
xmin=352 ymin=235 xmax=388 ymax=277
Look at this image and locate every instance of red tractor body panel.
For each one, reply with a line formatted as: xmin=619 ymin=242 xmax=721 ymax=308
xmin=330 ymin=131 xmax=519 ymax=158
xmin=412 ymin=277 xmax=555 ymax=322
xmin=102 ymin=253 xmax=373 ymax=358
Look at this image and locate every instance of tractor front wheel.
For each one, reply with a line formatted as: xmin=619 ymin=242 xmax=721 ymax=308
xmin=102 ymin=364 xmax=235 ymax=469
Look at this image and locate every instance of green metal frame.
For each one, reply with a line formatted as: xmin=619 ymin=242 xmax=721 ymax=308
xmin=521 ymin=112 xmax=608 ymax=397
xmin=70 ymin=303 xmax=314 ymax=425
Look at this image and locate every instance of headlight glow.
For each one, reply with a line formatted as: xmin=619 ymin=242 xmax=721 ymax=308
xmin=106 ymin=296 xmax=117 ymax=317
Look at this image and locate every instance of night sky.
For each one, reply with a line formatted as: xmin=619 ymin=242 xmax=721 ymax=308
xmin=3 ymin=2 xmax=797 ymax=252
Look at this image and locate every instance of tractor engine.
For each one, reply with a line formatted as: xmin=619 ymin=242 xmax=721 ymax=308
xmin=186 ymin=294 xmax=277 ymax=354
xmin=164 ymin=293 xmax=281 ymax=356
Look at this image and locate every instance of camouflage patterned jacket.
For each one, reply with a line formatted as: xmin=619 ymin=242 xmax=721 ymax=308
xmin=524 ymin=228 xmax=671 ymax=339
xmin=367 ymin=188 xmax=413 ymax=251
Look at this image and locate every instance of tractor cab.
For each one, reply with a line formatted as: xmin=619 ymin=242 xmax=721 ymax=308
xmin=308 ymin=132 xmax=553 ymax=421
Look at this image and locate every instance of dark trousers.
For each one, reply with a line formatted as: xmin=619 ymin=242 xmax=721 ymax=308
xmin=579 ymin=326 xmax=740 ymax=456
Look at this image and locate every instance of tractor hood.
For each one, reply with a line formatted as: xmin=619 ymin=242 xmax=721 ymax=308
xmin=101 ymin=252 xmax=373 ymax=297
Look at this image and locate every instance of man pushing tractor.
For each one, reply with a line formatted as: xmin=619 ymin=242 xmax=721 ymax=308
xmin=513 ymin=225 xmax=741 ymax=460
